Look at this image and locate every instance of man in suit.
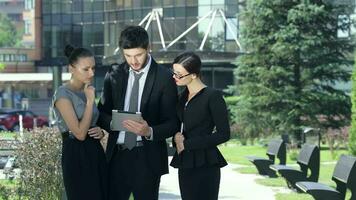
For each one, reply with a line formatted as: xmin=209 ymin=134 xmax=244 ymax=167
xmin=97 ymin=26 xmax=179 ymax=200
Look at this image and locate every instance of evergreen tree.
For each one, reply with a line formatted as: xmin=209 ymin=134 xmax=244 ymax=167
xmin=232 ymin=0 xmax=354 ymax=143
xmin=350 ymin=55 xmax=356 ymax=156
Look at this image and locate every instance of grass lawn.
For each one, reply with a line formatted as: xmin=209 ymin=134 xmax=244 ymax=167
xmin=219 ymin=140 xmax=266 ymax=165
xmin=0 ymin=131 xmax=16 ymax=140
xmin=219 ymin=141 xmax=352 ymax=200
xmin=0 ymin=179 xmax=17 ymax=186
xmin=275 ymin=193 xmax=314 ymax=200
xmin=219 ymin=141 xmax=348 ymax=166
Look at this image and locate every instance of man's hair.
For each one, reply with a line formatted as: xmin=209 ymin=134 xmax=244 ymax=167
xmin=119 ymin=26 xmax=149 ymax=50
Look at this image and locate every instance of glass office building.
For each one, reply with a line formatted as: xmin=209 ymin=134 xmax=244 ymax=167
xmin=41 ymin=0 xmax=240 ymax=90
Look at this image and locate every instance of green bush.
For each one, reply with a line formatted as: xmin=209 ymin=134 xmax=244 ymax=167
xmin=350 ymin=55 xmax=356 ymax=156
xmin=224 ymin=96 xmax=240 ymax=106
xmin=16 ymin=127 xmax=64 ymax=199
xmin=0 ymin=184 xmax=13 ymax=200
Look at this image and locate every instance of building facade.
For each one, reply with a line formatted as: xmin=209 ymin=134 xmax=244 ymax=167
xmin=0 ymin=0 xmax=24 ymax=30
xmin=40 ymin=0 xmax=241 ymax=92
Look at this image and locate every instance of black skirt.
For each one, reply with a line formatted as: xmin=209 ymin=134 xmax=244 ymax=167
xmin=61 ymin=132 xmax=108 ymax=200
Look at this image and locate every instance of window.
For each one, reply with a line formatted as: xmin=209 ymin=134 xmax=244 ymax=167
xmin=93 ymin=2 xmax=104 ymax=11
xmin=175 ymin=7 xmax=186 ymax=17
xmin=51 ymin=3 xmax=61 ymax=14
xmin=73 ymin=14 xmax=82 ymax=24
xmin=4 ymin=55 xmax=10 ymax=62
xmin=176 ymin=0 xmax=185 ymax=6
xmin=153 ymin=0 xmax=162 ymax=7
xmin=226 ymin=18 xmax=238 ymax=40
xmin=124 ymin=0 xmax=132 ymax=8
xmin=25 ymin=20 xmax=31 ymax=35
xmin=164 ymin=8 xmax=174 ymax=18
xmin=84 ymin=2 xmax=93 ymax=12
xmin=132 ymin=0 xmax=141 ymax=7
xmin=186 ymin=0 xmax=197 ymax=6
xmin=62 ymin=14 xmax=72 ymax=24
xmin=25 ymin=0 xmax=34 ymax=10
xmin=186 ymin=6 xmax=198 ymax=17
xmin=163 ymin=0 xmax=173 ymax=6
xmin=133 ymin=9 xmax=141 ymax=19
xmin=20 ymin=55 xmax=25 ymax=62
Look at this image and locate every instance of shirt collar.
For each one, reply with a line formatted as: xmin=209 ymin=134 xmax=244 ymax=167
xmin=129 ymin=54 xmax=151 ymax=75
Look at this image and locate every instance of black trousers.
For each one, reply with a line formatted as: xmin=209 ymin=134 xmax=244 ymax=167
xmin=108 ymin=145 xmax=160 ymax=200
xmin=178 ymin=166 xmax=221 ymax=200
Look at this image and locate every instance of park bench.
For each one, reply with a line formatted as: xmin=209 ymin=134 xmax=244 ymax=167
xmin=296 ymin=155 xmax=356 ymax=200
xmin=270 ymin=144 xmax=320 ymax=190
xmin=246 ymin=139 xmax=286 ymax=177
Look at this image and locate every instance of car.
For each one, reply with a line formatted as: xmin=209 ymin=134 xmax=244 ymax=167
xmin=0 ymin=109 xmax=48 ymax=131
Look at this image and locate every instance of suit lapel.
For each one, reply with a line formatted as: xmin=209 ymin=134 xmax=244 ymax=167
xmin=112 ymin=63 xmax=129 ymax=110
xmin=140 ymin=61 xmax=157 ymax=112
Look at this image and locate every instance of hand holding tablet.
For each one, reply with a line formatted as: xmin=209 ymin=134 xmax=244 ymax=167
xmin=111 ymin=110 xmax=143 ymax=132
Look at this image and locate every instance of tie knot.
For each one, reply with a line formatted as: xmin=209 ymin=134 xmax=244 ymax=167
xmin=133 ymin=72 xmax=143 ymax=80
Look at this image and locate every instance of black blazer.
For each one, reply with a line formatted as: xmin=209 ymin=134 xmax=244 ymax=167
xmin=170 ymin=87 xmax=230 ymax=169
xmin=97 ymin=59 xmax=179 ymax=176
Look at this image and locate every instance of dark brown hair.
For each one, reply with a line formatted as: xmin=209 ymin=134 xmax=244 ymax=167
xmin=64 ymin=44 xmax=93 ymax=65
xmin=173 ymin=52 xmax=202 ymax=76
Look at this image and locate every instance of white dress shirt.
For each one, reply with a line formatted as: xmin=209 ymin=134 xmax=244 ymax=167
xmin=117 ymin=55 xmax=152 ymax=144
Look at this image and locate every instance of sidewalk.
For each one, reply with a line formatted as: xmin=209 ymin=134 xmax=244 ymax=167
xmin=159 ymin=159 xmax=278 ymax=200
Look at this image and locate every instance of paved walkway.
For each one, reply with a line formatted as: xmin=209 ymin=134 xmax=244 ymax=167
xmin=159 ymin=159 xmax=281 ymax=200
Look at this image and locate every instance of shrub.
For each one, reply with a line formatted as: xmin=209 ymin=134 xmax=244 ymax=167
xmin=16 ymin=127 xmax=64 ymax=199
xmin=0 ymin=184 xmax=13 ymax=200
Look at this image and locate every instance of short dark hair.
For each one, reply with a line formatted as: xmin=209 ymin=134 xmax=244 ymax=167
xmin=119 ymin=26 xmax=149 ymax=50
xmin=64 ymin=44 xmax=93 ymax=65
xmin=173 ymin=52 xmax=202 ymax=76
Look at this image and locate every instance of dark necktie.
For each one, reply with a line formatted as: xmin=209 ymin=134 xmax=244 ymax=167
xmin=124 ymin=72 xmax=143 ymax=150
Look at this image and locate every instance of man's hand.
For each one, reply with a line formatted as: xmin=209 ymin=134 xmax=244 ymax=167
xmin=123 ymin=119 xmax=151 ymax=137
xmin=174 ymin=132 xmax=185 ymax=154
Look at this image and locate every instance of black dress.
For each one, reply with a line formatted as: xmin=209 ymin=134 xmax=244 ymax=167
xmin=170 ymin=87 xmax=230 ymax=200
xmin=53 ymin=86 xmax=108 ymax=200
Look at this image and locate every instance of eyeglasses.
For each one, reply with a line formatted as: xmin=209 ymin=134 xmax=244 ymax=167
xmin=170 ymin=69 xmax=191 ymax=79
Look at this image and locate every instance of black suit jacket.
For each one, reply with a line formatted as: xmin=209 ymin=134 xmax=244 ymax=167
xmin=97 ymin=59 xmax=179 ymax=176
xmin=170 ymin=87 xmax=230 ymax=169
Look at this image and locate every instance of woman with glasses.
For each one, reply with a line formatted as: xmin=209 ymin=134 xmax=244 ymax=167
xmin=52 ymin=45 xmax=108 ymax=200
xmin=170 ymin=52 xmax=230 ymax=200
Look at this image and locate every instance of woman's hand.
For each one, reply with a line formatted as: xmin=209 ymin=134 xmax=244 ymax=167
xmin=88 ymin=127 xmax=104 ymax=139
xmin=174 ymin=132 xmax=185 ymax=154
xmin=84 ymin=84 xmax=95 ymax=104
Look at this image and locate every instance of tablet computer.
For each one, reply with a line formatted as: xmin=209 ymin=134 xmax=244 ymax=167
xmin=111 ymin=110 xmax=143 ymax=131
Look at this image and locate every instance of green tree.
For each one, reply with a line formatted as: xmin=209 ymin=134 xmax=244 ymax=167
xmin=350 ymin=55 xmax=356 ymax=156
xmin=232 ymin=0 xmax=354 ymax=143
xmin=0 ymin=14 xmax=18 ymax=47
xmin=0 ymin=63 xmax=5 ymax=71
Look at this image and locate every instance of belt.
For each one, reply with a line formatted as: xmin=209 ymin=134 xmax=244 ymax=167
xmin=117 ymin=141 xmax=144 ymax=151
